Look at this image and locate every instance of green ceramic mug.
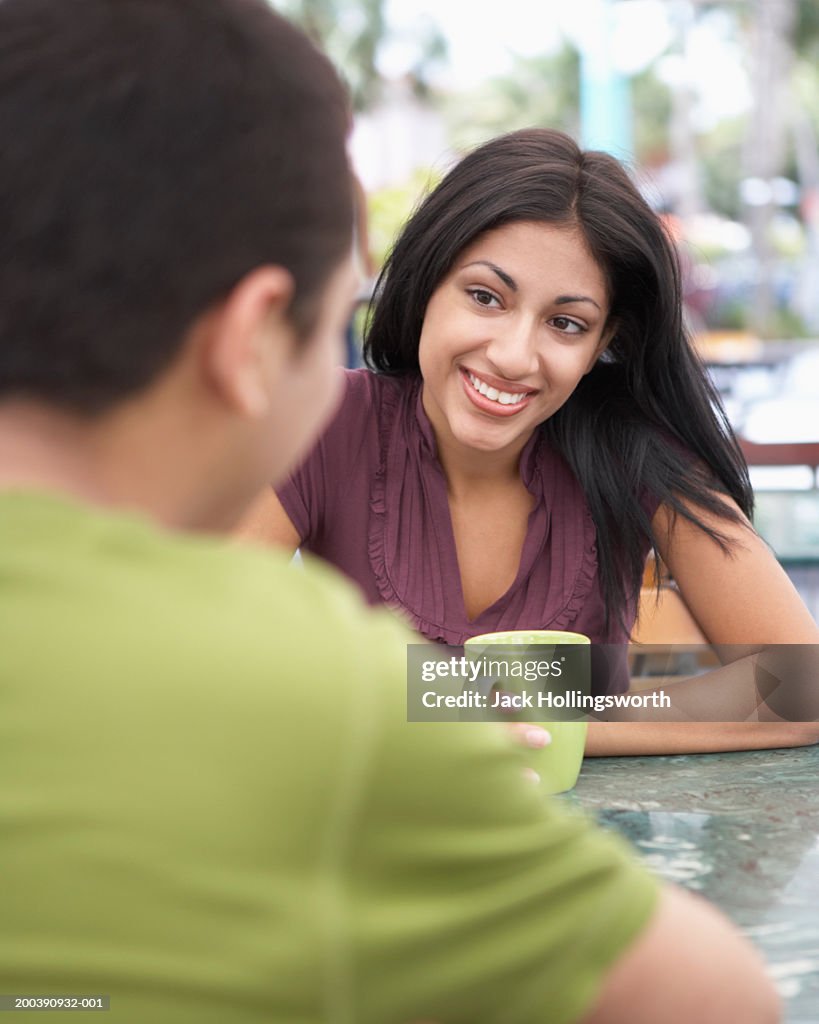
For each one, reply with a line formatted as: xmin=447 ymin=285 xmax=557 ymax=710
xmin=464 ymin=629 xmax=591 ymax=794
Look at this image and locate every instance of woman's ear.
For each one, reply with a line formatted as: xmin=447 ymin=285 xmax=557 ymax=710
xmin=199 ymin=266 xmax=296 ymax=417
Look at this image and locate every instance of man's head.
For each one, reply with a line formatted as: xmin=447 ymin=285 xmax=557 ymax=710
xmin=0 ymin=0 xmax=355 ymax=518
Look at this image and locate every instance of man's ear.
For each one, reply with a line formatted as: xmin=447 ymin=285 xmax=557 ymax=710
xmin=200 ymin=266 xmax=296 ymax=417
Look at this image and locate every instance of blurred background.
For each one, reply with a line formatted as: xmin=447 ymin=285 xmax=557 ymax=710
xmin=277 ymin=0 xmax=819 ymax=604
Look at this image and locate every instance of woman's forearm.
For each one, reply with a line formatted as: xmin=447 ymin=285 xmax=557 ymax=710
xmin=603 ymin=649 xmax=819 ymax=726
xmin=585 ymin=720 xmax=819 ymax=757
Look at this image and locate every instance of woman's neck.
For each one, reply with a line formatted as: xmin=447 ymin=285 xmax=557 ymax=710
xmin=433 ymin=428 xmax=531 ymax=501
xmin=418 ymin=378 xmax=536 ymax=498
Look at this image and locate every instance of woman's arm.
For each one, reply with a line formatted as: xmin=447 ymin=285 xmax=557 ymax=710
xmin=586 ymin=496 xmax=819 ymax=756
xmin=586 ymin=721 xmax=819 ymax=756
xmin=654 ymin=496 xmax=819 ymax=647
xmin=233 ymin=488 xmax=301 ymax=553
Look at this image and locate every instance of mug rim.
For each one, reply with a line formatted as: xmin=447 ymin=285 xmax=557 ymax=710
xmin=465 ymin=629 xmax=590 ymax=645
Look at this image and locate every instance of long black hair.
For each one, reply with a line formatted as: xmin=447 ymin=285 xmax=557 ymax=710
xmin=363 ymin=128 xmax=753 ymax=634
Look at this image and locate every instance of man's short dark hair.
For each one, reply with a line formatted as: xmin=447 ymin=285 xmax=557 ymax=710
xmin=0 ymin=0 xmax=353 ymax=414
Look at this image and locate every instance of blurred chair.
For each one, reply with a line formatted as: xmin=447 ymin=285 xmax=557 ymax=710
xmin=630 ymin=558 xmax=711 ymax=678
xmin=632 ymin=561 xmax=706 ymax=645
xmin=738 ymin=438 xmax=819 ymax=489
xmin=738 ymin=437 xmax=819 ymax=564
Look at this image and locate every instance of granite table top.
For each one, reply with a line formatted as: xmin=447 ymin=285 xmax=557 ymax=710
xmin=570 ymin=745 xmax=819 ymax=1023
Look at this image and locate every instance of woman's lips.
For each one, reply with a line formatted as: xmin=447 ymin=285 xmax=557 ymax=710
xmin=459 ymin=367 xmax=536 ymax=417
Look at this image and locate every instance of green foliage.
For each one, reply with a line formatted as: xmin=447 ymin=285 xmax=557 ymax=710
xmin=631 ymin=66 xmax=672 ymax=162
xmin=441 ymin=45 xmax=673 ymax=167
xmin=792 ymin=56 xmax=819 ymax=144
xmin=765 ymin=305 xmax=810 ymax=340
xmin=706 ymin=298 xmax=747 ymax=332
xmin=275 ymin=0 xmax=385 ymax=109
xmin=795 ymin=0 xmax=819 ymax=59
xmin=442 ymin=46 xmax=581 ymax=152
xmin=704 ymin=296 xmax=810 ymax=339
xmin=698 ymin=118 xmax=746 ymax=220
xmin=274 ymin=0 xmax=446 ymax=111
xmin=699 ymin=0 xmax=819 ymax=219
xmin=367 ymin=167 xmax=442 ymax=269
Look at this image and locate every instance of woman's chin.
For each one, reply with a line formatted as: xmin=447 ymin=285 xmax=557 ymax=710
xmin=449 ymin=419 xmax=533 ymax=456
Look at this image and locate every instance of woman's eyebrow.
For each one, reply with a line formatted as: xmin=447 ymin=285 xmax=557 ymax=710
xmin=556 ymin=294 xmax=602 ymax=310
xmin=462 ymin=261 xmax=603 ymax=311
xmin=462 ymin=260 xmax=517 ymax=290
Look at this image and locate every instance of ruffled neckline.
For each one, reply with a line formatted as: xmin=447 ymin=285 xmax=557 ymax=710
xmin=366 ymin=375 xmax=599 ymax=645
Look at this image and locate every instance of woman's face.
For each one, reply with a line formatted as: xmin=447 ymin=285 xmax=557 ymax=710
xmin=418 ymin=219 xmax=611 ymax=463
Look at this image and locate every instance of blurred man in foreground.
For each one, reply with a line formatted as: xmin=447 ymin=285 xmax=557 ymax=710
xmin=0 ymin=1 xmax=779 ymax=1021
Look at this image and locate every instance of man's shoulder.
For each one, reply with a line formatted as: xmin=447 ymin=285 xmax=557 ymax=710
xmin=0 ymin=493 xmax=410 ymax=705
xmin=147 ymin=535 xmax=413 ymax=742
xmin=152 ymin=529 xmax=411 ymax=667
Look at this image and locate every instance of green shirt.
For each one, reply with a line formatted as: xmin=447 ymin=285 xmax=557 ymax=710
xmin=0 ymin=491 xmax=657 ymax=1023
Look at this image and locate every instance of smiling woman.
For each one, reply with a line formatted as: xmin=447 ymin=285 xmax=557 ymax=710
xmin=418 ymin=221 xmax=610 ymax=462
xmin=237 ymin=127 xmax=819 ymax=756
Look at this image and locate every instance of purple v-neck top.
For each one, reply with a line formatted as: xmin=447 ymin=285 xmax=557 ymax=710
xmin=277 ymin=368 xmax=654 ymax=659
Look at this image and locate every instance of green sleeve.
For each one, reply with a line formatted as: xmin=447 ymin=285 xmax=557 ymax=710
xmin=332 ymin=621 xmax=659 ymax=1024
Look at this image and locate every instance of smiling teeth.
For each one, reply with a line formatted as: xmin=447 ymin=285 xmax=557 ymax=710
xmin=467 ymin=372 xmax=528 ymax=406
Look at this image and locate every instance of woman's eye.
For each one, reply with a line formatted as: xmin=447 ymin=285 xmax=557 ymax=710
xmin=467 ymin=288 xmax=500 ymax=308
xmin=550 ymin=315 xmax=584 ymax=334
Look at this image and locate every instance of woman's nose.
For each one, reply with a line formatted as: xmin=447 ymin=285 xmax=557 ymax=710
xmin=484 ymin=317 xmax=540 ymax=380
